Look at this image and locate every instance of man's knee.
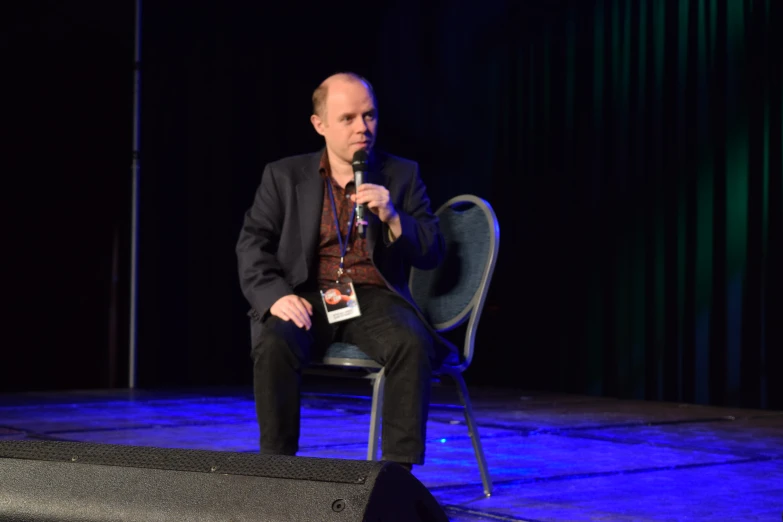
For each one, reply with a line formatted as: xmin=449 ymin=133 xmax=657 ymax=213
xmin=252 ymin=316 xmax=310 ymax=366
xmin=387 ymin=325 xmax=434 ymax=368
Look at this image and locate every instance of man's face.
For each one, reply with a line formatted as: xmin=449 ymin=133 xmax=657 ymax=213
xmin=312 ymin=79 xmax=377 ymax=166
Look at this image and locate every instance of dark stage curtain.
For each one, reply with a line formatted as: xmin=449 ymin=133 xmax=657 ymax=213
xmin=9 ymin=1 xmax=777 ymax=409
xmin=510 ymin=0 xmax=781 ymax=408
xmin=4 ymin=2 xmax=135 ymax=392
xmin=135 ymin=0 xmax=780 ymax=408
xmin=137 ymin=0 xmax=781 ymax=408
xmin=525 ymin=0 xmax=782 ymax=409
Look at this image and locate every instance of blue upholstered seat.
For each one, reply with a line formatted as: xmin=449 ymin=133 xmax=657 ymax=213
xmin=324 ymin=342 xmax=462 ymax=367
xmin=318 ymin=195 xmax=499 ymax=497
xmin=324 ymin=342 xmax=368 ymax=361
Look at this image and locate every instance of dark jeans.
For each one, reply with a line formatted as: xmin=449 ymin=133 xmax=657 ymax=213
xmin=250 ymin=285 xmax=435 ymax=465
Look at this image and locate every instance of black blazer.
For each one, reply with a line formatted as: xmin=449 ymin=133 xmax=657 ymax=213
xmin=236 ymin=149 xmax=455 ymax=360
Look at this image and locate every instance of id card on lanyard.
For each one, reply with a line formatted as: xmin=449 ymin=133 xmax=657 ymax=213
xmin=320 ymin=180 xmax=362 ymax=323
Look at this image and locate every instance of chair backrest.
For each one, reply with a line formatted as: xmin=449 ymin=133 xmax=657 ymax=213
xmin=409 ymin=195 xmax=499 ymax=369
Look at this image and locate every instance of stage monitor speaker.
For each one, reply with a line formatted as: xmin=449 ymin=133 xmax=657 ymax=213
xmin=0 ymin=440 xmax=449 ymax=521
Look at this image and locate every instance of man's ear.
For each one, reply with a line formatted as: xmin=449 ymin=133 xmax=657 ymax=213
xmin=310 ymin=114 xmax=326 ymax=136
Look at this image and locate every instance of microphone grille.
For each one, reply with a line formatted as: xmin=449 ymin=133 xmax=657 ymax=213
xmin=351 ymin=149 xmax=369 ymax=169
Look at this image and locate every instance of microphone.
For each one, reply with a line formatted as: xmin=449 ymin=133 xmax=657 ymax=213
xmin=351 ymin=149 xmax=369 ymax=238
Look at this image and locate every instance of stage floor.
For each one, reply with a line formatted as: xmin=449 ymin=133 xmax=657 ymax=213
xmin=1 ymin=377 xmax=781 ymax=521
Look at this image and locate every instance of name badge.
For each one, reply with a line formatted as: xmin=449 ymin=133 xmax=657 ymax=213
xmin=320 ymin=282 xmax=362 ymax=323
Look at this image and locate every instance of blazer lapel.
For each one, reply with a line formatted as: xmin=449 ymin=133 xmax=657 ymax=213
xmin=364 ymin=154 xmax=386 ymax=259
xmin=296 ymin=154 xmax=324 ymax=274
xmin=365 ymin=152 xmax=387 ymax=260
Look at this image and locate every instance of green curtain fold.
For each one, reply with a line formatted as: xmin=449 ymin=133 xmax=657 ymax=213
xmin=493 ymin=0 xmax=780 ymax=408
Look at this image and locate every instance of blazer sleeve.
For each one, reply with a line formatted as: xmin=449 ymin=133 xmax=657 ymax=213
xmin=236 ymin=164 xmax=295 ymax=317
xmin=383 ymin=163 xmax=445 ymax=270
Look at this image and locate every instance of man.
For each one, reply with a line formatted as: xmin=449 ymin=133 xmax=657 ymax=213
xmin=236 ymin=72 xmax=452 ymax=470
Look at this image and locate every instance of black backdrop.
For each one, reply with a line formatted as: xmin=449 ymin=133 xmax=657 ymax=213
xmin=5 ymin=1 xmax=135 ymax=392
xmin=5 ymin=1 xmax=781 ymax=409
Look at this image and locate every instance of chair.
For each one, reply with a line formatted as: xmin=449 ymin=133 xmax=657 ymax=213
xmin=315 ymin=194 xmax=499 ymax=497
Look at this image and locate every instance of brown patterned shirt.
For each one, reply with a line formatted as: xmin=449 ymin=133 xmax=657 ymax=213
xmin=317 ymin=152 xmax=387 ymax=289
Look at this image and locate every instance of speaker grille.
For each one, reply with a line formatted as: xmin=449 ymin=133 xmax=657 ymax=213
xmin=0 ymin=440 xmax=377 ymax=485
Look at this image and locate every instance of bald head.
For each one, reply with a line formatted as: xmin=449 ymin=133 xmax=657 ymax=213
xmin=312 ymin=72 xmax=376 ymax=119
xmin=309 ymin=72 xmax=378 ymax=169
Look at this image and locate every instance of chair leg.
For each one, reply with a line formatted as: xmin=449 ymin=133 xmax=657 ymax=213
xmin=449 ymin=370 xmax=493 ymax=497
xmin=367 ymin=368 xmax=385 ymax=461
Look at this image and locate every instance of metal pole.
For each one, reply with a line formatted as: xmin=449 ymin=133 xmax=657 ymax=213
xmin=129 ymin=0 xmax=141 ymax=388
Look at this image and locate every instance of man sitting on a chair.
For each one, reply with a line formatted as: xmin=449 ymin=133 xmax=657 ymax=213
xmin=236 ymin=72 xmax=454 ymax=470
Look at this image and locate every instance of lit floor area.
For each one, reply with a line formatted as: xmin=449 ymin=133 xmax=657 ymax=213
xmin=1 ymin=377 xmax=781 ymax=521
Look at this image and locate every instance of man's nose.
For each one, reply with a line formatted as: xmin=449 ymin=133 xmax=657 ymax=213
xmin=355 ymin=118 xmax=369 ymax=133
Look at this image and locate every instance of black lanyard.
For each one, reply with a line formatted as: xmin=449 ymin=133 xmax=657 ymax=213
xmin=325 ymin=180 xmax=356 ymax=281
